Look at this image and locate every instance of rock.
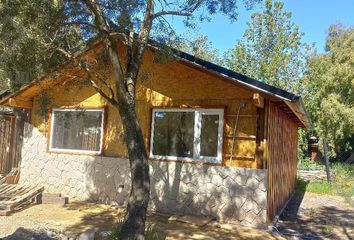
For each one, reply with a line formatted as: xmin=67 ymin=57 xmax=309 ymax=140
xmin=99 ymin=231 xmax=112 ymax=238
xmin=77 ymin=229 xmax=95 ymax=240
xmin=3 ymin=227 xmax=33 ymax=240
xmin=2 ymin=227 xmax=62 ymax=240
xmin=168 ymin=215 xmax=178 ymax=222
xmin=45 ymin=229 xmax=54 ymax=237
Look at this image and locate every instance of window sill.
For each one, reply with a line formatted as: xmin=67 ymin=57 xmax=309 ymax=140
xmin=47 ymin=149 xmax=103 ymax=156
xmin=149 ymin=157 xmax=223 ymax=166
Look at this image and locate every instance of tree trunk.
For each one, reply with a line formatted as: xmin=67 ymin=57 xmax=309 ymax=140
xmin=117 ymin=101 xmax=150 ymax=240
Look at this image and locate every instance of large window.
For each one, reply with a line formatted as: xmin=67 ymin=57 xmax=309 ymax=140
xmin=49 ymin=108 xmax=104 ymax=154
xmin=150 ymin=108 xmax=224 ymax=163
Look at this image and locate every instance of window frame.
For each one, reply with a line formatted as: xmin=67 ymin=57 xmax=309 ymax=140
xmin=49 ymin=108 xmax=105 ymax=155
xmin=149 ymin=108 xmax=224 ymax=163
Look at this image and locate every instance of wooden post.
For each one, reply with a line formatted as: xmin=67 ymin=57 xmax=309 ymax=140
xmin=323 ymin=138 xmax=331 ymax=182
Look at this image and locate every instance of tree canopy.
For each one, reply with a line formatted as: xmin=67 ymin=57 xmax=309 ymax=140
xmin=224 ymin=0 xmax=312 ymax=93
xmin=0 ymin=1 xmax=261 ymax=239
xmin=302 ymin=24 xmax=354 ymax=156
xmin=0 ymin=1 xmax=82 ymax=91
xmin=0 ymin=0 xmax=260 ymax=91
xmin=175 ymin=33 xmax=221 ymax=63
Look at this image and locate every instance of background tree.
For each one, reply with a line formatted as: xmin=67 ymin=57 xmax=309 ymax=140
xmin=0 ymin=1 xmax=82 ymax=91
xmin=0 ymin=1 xmax=260 ymax=239
xmin=175 ymin=33 xmax=221 ymax=63
xmin=302 ymin=24 xmax=354 ymax=157
xmin=224 ymin=0 xmax=312 ymax=93
xmin=0 ymin=70 xmax=7 ymax=93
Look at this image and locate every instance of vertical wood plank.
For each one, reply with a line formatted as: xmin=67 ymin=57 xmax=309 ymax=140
xmin=0 ymin=115 xmax=16 ymax=175
xmin=266 ymin=102 xmax=298 ymax=222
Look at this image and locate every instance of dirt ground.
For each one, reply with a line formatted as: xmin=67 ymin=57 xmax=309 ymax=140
xmin=0 ymin=202 xmax=281 ymax=240
xmin=276 ymin=192 xmax=354 ymax=240
xmin=1 ymin=193 xmax=352 ymax=239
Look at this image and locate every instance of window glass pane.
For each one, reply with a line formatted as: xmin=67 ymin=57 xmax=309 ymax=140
xmin=51 ymin=110 xmax=103 ymax=151
xmin=153 ymin=111 xmax=194 ymax=157
xmin=200 ymin=114 xmax=219 ymax=157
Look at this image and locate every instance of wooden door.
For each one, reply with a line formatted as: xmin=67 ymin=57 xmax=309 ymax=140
xmin=0 ymin=115 xmax=15 ymax=176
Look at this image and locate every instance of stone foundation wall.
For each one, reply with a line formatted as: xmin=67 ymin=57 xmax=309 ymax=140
xmin=20 ymin=123 xmax=131 ymax=204
xmin=149 ymin=162 xmax=268 ymax=226
xmin=20 ymin=123 xmax=268 ymax=227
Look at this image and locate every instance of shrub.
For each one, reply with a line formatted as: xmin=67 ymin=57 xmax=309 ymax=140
xmin=296 ymin=163 xmax=354 ymax=206
xmin=297 ymin=157 xmax=325 ymax=171
xmin=332 ymin=163 xmax=354 ymax=205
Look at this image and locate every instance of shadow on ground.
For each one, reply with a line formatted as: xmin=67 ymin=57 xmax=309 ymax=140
xmin=62 ymin=202 xmax=125 ymax=237
xmin=277 ymin=191 xmax=354 ymax=240
xmin=0 ymin=202 xmax=281 ymax=240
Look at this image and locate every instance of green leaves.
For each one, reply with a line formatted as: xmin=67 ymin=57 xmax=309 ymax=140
xmin=0 ymin=0 xmax=83 ymax=91
xmin=175 ymin=33 xmax=221 ymax=64
xmin=302 ymin=24 xmax=354 ymax=156
xmin=224 ymin=0 xmax=312 ymax=93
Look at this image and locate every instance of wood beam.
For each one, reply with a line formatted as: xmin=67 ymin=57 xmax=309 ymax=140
xmin=253 ymin=93 xmax=264 ymax=108
xmin=8 ymin=97 xmax=33 ymax=109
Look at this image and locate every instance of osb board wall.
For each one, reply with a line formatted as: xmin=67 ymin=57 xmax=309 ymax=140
xmin=266 ymin=102 xmax=298 ymax=222
xmin=31 ymin=49 xmax=261 ymax=168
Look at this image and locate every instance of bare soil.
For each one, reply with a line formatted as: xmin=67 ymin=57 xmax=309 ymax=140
xmin=276 ymin=192 xmax=354 ymax=240
xmin=0 ymin=202 xmax=281 ymax=240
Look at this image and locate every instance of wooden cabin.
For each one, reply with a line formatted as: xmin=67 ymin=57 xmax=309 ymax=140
xmin=0 ymin=41 xmax=309 ymax=227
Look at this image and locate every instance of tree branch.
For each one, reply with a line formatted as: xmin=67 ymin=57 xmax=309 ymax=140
xmin=152 ymin=10 xmax=193 ymax=19
xmin=55 ymin=46 xmax=118 ymax=106
xmin=81 ymin=0 xmax=113 ymax=41
xmin=81 ymin=0 xmax=129 ymax=104
xmin=63 ymin=21 xmax=102 ymax=31
xmin=152 ymin=0 xmax=204 ymax=19
xmin=83 ymin=69 xmax=118 ymax=106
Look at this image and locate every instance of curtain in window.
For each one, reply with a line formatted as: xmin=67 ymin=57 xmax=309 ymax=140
xmin=51 ymin=110 xmax=103 ymax=152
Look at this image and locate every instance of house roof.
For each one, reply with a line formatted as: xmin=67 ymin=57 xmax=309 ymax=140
xmin=172 ymin=49 xmax=310 ymax=128
xmin=0 ymin=89 xmax=10 ymax=99
xmin=178 ymin=51 xmax=299 ymax=101
xmin=0 ymin=38 xmax=310 ymax=128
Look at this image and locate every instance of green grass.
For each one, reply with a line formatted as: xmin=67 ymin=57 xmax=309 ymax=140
xmin=296 ymin=162 xmax=354 ymax=206
xmin=306 ymin=181 xmax=335 ymax=195
xmin=297 ymin=157 xmax=325 ymax=171
xmin=331 ymin=163 xmax=354 ymax=204
xmin=296 ymin=178 xmax=336 ymax=195
xmin=295 ymin=178 xmax=308 ymax=194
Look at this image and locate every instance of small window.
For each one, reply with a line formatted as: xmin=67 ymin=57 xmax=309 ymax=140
xmin=49 ymin=108 xmax=104 ymax=154
xmin=150 ymin=108 xmax=224 ymax=163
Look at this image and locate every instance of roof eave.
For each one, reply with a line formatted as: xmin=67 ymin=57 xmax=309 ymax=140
xmin=1 ymin=37 xmax=310 ymax=127
xmin=174 ymin=52 xmax=310 ymax=128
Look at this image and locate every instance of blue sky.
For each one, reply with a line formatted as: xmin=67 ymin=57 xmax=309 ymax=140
xmin=170 ymin=0 xmax=354 ymax=54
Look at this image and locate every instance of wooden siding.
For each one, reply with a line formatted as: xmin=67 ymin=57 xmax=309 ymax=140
xmin=29 ymin=49 xmax=263 ymax=168
xmin=0 ymin=115 xmax=15 ymax=175
xmin=266 ymin=102 xmax=298 ymax=222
